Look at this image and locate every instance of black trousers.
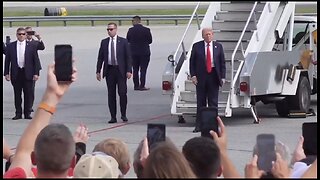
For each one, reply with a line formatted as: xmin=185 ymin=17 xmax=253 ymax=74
xmin=105 ymin=65 xmax=128 ymax=119
xmin=195 ymin=68 xmax=220 ymax=128
xmin=10 ymin=68 xmax=33 ymax=116
xmin=132 ymin=54 xmax=150 ymax=88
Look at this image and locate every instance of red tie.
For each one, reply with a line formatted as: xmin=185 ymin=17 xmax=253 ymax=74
xmin=206 ymin=43 xmax=212 ymax=73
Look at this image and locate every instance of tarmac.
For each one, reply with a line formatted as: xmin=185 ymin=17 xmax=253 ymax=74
xmin=3 ymin=24 xmax=317 ymax=178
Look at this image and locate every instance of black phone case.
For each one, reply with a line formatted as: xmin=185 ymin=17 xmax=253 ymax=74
xmin=54 ymin=44 xmax=73 ymax=81
xmin=147 ymin=123 xmax=166 ymax=148
xmin=256 ymin=134 xmax=276 ymax=172
xmin=199 ymin=107 xmax=218 ymax=138
xmin=302 ymin=122 xmax=317 ymax=156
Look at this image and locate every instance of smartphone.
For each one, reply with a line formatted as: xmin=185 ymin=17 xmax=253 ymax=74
xmin=256 ymin=134 xmax=276 ymax=172
xmin=147 ymin=123 xmax=166 ymax=148
xmin=27 ymin=31 xmax=35 ymax=35
xmin=54 ymin=44 xmax=73 ymax=81
xmin=200 ymin=107 xmax=218 ymax=138
xmin=302 ymin=122 xmax=317 ymax=156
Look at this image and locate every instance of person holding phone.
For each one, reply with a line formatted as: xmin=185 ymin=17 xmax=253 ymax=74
xmin=96 ymin=22 xmax=132 ymax=124
xmin=189 ymin=27 xmax=226 ymax=133
xmin=25 ymin=26 xmax=45 ymax=113
xmin=4 ymin=27 xmax=41 ymax=120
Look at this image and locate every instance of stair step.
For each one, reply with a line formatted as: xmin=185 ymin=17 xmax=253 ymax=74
xmin=213 ymin=31 xmax=253 ymax=41
xmin=219 ymin=41 xmax=249 ymax=49
xmin=212 ymin=21 xmax=257 ymax=31
xmin=216 ymin=11 xmax=262 ymax=21
xmin=221 ymin=2 xmax=265 ymax=11
xmin=180 ymin=90 xmax=230 ymax=102
xmin=176 ymin=101 xmax=228 ymax=116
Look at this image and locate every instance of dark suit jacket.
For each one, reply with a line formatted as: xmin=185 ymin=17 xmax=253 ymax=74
xmin=28 ymin=38 xmax=45 ymax=51
xmin=3 ymin=42 xmax=6 ymax=55
xmin=96 ymin=36 xmax=132 ymax=78
xmin=189 ymin=40 xmax=226 ymax=87
xmin=126 ymin=24 xmax=152 ymax=56
xmin=28 ymin=39 xmax=45 ymax=71
xmin=4 ymin=41 xmax=41 ymax=80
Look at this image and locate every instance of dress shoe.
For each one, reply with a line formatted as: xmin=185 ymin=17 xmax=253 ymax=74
xmin=192 ymin=127 xmax=200 ymax=133
xmin=12 ymin=115 xmax=22 ymax=120
xmin=140 ymin=87 xmax=150 ymax=91
xmin=134 ymin=87 xmax=140 ymax=90
xmin=24 ymin=115 xmax=33 ymax=119
xmin=108 ymin=118 xmax=117 ymax=124
xmin=121 ymin=116 xmax=128 ymax=122
xmin=178 ymin=117 xmax=186 ymax=124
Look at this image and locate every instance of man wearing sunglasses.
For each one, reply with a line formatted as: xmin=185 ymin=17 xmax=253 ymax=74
xmin=25 ymin=26 xmax=45 ymax=113
xmin=4 ymin=27 xmax=41 ymax=120
xmin=96 ymin=22 xmax=132 ymax=124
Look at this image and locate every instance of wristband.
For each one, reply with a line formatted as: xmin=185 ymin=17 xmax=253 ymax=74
xmin=38 ymin=102 xmax=56 ymax=114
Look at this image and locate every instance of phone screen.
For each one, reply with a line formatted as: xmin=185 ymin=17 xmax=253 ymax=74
xmin=200 ymin=107 xmax=218 ymax=138
xmin=256 ymin=134 xmax=276 ymax=172
xmin=54 ymin=44 xmax=73 ymax=81
xmin=147 ymin=124 xmax=166 ymax=148
xmin=302 ymin=122 xmax=317 ymax=156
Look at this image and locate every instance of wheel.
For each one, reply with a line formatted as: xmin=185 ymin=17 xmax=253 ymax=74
xmin=275 ymin=98 xmax=290 ymax=117
xmin=289 ymin=76 xmax=311 ymax=113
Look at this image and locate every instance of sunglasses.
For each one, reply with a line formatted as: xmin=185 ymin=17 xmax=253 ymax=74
xmin=17 ymin=33 xmax=26 ymax=35
xmin=107 ymin=28 xmax=115 ymax=31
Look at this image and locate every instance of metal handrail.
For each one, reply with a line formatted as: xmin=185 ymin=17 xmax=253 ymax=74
xmin=172 ymin=2 xmax=201 ymax=86
xmin=3 ymin=14 xmax=205 ymax=27
xmin=230 ymin=2 xmax=258 ymax=104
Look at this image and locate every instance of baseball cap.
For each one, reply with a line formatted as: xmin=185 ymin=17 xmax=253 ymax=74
xmin=73 ymin=152 xmax=120 ymax=178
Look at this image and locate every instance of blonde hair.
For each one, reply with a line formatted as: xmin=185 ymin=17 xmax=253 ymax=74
xmin=142 ymin=142 xmax=196 ymax=178
xmin=93 ymin=138 xmax=130 ymax=174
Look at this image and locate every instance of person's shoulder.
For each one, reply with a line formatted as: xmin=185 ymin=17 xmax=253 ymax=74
xmin=214 ymin=41 xmax=223 ymax=46
xmin=3 ymin=167 xmax=28 ymax=178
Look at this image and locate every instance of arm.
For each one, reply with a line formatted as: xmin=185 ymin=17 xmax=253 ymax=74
xmin=147 ymin=28 xmax=152 ymax=44
xmin=8 ymin=63 xmax=77 ymax=176
xmin=96 ymin=40 xmax=104 ymax=81
xmin=301 ymin=158 xmax=317 ymax=178
xmin=124 ymin=39 xmax=133 ymax=77
xmin=219 ymin=43 xmax=226 ymax=79
xmin=37 ymin=40 xmax=45 ymax=50
xmin=3 ymin=138 xmax=14 ymax=161
xmin=4 ymin=43 xmax=11 ymax=76
xmin=210 ymin=116 xmax=241 ymax=178
xmin=73 ymin=124 xmax=89 ymax=162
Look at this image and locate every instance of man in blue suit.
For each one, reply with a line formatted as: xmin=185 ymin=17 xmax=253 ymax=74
xmin=4 ymin=27 xmax=41 ymax=120
xmin=189 ymin=27 xmax=226 ymax=133
xmin=126 ymin=15 xmax=153 ymax=91
xmin=96 ymin=22 xmax=132 ymax=123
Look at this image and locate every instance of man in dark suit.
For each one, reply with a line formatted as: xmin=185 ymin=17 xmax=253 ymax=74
xmin=4 ymin=27 xmax=41 ymax=120
xmin=189 ymin=27 xmax=226 ymax=133
xmin=126 ymin=15 xmax=153 ymax=91
xmin=25 ymin=26 xmax=45 ymax=112
xmin=96 ymin=22 xmax=132 ymax=123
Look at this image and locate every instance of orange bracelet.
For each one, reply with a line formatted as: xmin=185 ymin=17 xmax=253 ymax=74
xmin=38 ymin=102 xmax=56 ymax=114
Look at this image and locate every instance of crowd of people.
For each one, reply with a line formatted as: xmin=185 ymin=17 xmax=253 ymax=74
xmin=3 ymin=16 xmax=317 ymax=178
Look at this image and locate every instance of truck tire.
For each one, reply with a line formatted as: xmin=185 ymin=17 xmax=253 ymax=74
xmin=275 ymin=98 xmax=290 ymax=117
xmin=289 ymin=76 xmax=311 ymax=112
